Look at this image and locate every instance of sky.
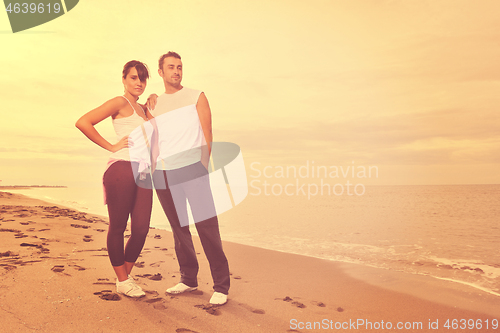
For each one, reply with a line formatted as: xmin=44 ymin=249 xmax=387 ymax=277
xmin=1 ymin=0 xmax=499 ymax=187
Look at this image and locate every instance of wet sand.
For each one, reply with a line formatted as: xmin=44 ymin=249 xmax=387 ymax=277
xmin=0 ymin=190 xmax=498 ymax=332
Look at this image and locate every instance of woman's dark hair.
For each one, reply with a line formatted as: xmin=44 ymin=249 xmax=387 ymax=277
xmin=122 ymin=60 xmax=149 ymax=82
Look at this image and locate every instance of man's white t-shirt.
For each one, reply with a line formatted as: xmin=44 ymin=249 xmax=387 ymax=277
xmin=152 ymin=87 xmax=205 ymax=170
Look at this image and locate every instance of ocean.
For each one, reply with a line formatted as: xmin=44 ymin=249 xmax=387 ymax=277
xmin=6 ymin=184 xmax=500 ymax=297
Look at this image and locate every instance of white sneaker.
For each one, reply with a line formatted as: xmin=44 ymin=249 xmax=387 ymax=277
xmin=209 ymin=292 xmax=227 ymax=305
xmin=116 ymin=278 xmax=145 ymax=297
xmin=166 ymin=283 xmax=197 ymax=295
xmin=127 ymin=275 xmax=142 ymax=289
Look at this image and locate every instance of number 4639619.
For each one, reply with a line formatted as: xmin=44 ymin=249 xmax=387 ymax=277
xmin=6 ymin=3 xmax=62 ymax=14
xmin=443 ymin=319 xmax=498 ymax=330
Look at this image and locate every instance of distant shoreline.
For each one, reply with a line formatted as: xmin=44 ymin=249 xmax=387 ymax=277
xmin=0 ymin=185 xmax=67 ymax=189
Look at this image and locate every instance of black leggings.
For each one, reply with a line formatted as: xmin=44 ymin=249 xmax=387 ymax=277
xmin=103 ymin=161 xmax=152 ymax=267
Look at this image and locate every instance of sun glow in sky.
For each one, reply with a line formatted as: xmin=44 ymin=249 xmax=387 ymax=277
xmin=1 ymin=0 xmax=499 ymax=186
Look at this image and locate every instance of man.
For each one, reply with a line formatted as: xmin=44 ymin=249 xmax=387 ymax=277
xmin=150 ymin=51 xmax=230 ymax=305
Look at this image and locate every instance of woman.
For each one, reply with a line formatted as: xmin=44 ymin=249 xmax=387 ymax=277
xmin=76 ymin=60 xmax=153 ymax=297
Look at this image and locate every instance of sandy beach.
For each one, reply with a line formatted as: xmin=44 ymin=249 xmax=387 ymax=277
xmin=0 ymin=190 xmax=498 ymax=333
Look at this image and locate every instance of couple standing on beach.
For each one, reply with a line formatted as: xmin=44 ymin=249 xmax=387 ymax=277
xmin=75 ymin=52 xmax=230 ymax=305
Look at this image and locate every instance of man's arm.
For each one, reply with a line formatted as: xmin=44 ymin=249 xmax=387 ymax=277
xmin=138 ymin=104 xmax=159 ymax=173
xmin=196 ymin=92 xmax=213 ymax=169
xmin=145 ymin=94 xmax=158 ymax=111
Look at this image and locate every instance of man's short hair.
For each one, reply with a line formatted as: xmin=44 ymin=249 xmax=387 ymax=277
xmin=159 ymin=52 xmax=181 ymax=70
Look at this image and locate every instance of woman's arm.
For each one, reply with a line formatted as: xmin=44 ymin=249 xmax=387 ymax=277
xmin=75 ymin=97 xmax=129 ymax=153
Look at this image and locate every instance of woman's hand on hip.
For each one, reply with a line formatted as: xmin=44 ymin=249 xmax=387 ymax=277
xmin=111 ymin=135 xmax=132 ymax=152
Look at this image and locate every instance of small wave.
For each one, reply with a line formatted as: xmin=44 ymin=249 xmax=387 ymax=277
xmin=425 ymin=255 xmax=500 ymax=280
xmin=428 ymin=275 xmax=500 ymax=298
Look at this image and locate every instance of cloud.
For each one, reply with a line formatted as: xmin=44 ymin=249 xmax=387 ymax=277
xmin=218 ymin=107 xmax=500 ymax=166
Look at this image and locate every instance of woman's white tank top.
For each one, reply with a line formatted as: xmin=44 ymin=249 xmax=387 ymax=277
xmin=109 ymin=96 xmax=148 ymax=161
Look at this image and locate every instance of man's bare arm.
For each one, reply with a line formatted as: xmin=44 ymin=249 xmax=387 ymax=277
xmin=196 ymin=92 xmax=213 ymax=169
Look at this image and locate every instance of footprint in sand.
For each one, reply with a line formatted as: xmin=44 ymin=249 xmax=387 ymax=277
xmin=0 ymin=251 xmax=16 ymax=257
xmin=144 ymin=290 xmax=159 ymax=297
xmin=70 ymin=224 xmax=90 ymax=229
xmin=194 ymin=304 xmax=222 ymax=316
xmin=238 ymin=302 xmax=265 ymax=314
xmin=51 ymin=265 xmax=65 ymax=273
xmin=135 ymin=273 xmax=163 ymax=281
xmin=38 ymin=245 xmax=50 ymax=253
xmin=94 ymin=290 xmax=113 ymax=295
xmin=1 ymin=228 xmax=21 ymax=233
xmin=144 ymin=297 xmax=163 ymax=303
xmin=93 ymin=279 xmax=115 ymax=286
xmin=153 ymin=303 xmax=168 ymax=310
xmin=311 ymin=301 xmax=326 ymax=307
xmin=69 ymin=264 xmax=86 ymax=271
xmin=149 ymin=261 xmax=165 ymax=267
xmin=1 ymin=264 xmax=17 ymax=271
xmin=277 ymin=296 xmax=306 ymax=308
xmin=78 ymin=248 xmax=107 ymax=253
xmin=292 ymin=301 xmax=306 ymax=308
xmin=99 ymin=293 xmax=121 ymax=301
xmin=176 ymin=329 xmax=199 ymax=333
xmin=20 ymin=242 xmax=38 ymax=247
